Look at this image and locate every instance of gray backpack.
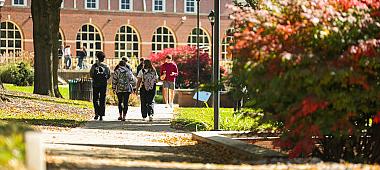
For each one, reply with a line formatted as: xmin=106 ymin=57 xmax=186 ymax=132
xmin=142 ymin=69 xmax=157 ymax=91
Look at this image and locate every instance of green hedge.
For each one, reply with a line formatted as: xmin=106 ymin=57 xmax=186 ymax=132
xmin=0 ymin=62 xmax=34 ymax=86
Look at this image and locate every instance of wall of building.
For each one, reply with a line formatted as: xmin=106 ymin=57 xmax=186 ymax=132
xmin=1 ymin=0 xmax=235 ymax=58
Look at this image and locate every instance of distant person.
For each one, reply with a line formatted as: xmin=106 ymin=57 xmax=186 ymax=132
xmin=160 ymin=55 xmax=178 ymax=108
xmin=136 ymin=60 xmax=158 ymax=122
xmin=77 ymin=46 xmax=87 ymax=70
xmin=136 ymin=57 xmax=144 ymax=75
xmin=63 ymin=45 xmax=72 ymax=69
xmin=112 ymin=60 xmax=136 ymax=121
xmin=58 ymin=45 xmax=64 ymax=68
xmin=90 ymin=51 xmax=111 ymax=121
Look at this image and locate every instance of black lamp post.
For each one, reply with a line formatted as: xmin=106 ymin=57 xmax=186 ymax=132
xmin=196 ymin=0 xmax=200 ymax=107
xmin=213 ymin=0 xmax=220 ymax=131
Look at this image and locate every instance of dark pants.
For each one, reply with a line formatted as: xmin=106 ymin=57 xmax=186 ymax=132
xmin=77 ymin=57 xmax=84 ymax=69
xmin=117 ymin=92 xmax=131 ymax=115
xmin=64 ymin=55 xmax=71 ymax=69
xmin=140 ymin=86 xmax=156 ymax=118
xmin=93 ymin=86 xmax=107 ymax=116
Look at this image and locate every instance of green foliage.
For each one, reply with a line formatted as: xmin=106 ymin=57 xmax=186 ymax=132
xmin=171 ymin=108 xmax=276 ymax=131
xmin=0 ymin=62 xmax=34 ymax=86
xmin=0 ymin=121 xmax=31 ymax=169
xmin=106 ymin=86 xmax=140 ymax=106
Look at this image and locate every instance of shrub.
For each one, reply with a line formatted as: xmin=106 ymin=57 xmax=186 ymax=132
xmin=230 ymin=0 xmax=380 ymax=162
xmin=0 ymin=62 xmax=34 ymax=86
xmin=149 ymin=46 xmax=226 ymax=89
xmin=106 ymin=86 xmax=140 ymax=106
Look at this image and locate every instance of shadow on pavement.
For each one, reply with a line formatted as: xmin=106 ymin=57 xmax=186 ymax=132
xmin=47 ymin=143 xmax=257 ymax=168
xmin=82 ymin=119 xmax=174 ymax=132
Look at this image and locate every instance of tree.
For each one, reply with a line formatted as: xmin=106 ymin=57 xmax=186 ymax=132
xmin=31 ymin=0 xmax=62 ymax=97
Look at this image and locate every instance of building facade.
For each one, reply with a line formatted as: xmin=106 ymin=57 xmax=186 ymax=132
xmin=0 ymin=0 xmax=235 ymax=61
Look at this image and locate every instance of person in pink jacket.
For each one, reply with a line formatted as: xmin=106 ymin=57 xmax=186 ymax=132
xmin=160 ymin=55 xmax=178 ymax=108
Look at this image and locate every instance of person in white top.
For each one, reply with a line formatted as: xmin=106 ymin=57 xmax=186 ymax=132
xmin=63 ymin=45 xmax=72 ymax=69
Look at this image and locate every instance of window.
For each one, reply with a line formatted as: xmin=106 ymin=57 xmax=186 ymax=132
xmin=76 ymin=24 xmax=103 ymax=60
xmin=120 ymin=0 xmax=133 ymax=10
xmin=85 ymin=0 xmax=98 ymax=9
xmin=152 ymin=26 xmax=176 ymax=53
xmin=187 ymin=28 xmax=210 ymax=52
xmin=222 ymin=28 xmax=234 ymax=61
xmin=13 ymin=0 xmax=26 ymax=6
xmin=0 ymin=21 xmax=23 ymax=55
xmin=153 ymin=0 xmax=165 ymax=12
xmin=185 ymin=0 xmax=196 ymax=13
xmin=115 ymin=25 xmax=140 ymax=58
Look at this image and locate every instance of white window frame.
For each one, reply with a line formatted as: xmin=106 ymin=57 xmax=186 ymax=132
xmin=114 ymin=25 xmax=140 ymax=58
xmin=61 ymin=0 xmax=64 ymax=8
xmin=85 ymin=0 xmax=99 ymax=10
xmin=119 ymin=0 xmax=133 ymax=11
xmin=152 ymin=0 xmax=165 ymax=12
xmin=184 ymin=0 xmax=197 ymax=13
xmin=12 ymin=0 xmax=27 ymax=7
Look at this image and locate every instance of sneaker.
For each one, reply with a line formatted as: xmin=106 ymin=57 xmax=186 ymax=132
xmin=99 ymin=116 xmax=103 ymax=121
xmin=149 ymin=116 xmax=153 ymax=122
xmin=169 ymin=103 xmax=173 ymax=108
xmin=121 ymin=118 xmax=126 ymax=121
xmin=94 ymin=115 xmax=99 ymax=120
xmin=118 ymin=116 xmax=122 ymax=120
xmin=142 ymin=117 xmax=146 ymax=121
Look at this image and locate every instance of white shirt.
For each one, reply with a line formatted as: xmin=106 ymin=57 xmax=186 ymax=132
xmin=64 ymin=47 xmax=71 ymax=56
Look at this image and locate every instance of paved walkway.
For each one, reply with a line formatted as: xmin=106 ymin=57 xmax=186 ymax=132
xmin=42 ymin=105 xmax=256 ymax=169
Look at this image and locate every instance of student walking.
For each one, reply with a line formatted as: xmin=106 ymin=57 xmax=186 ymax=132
xmin=90 ymin=52 xmax=111 ymax=121
xmin=136 ymin=57 xmax=144 ymax=75
xmin=64 ymin=45 xmax=72 ymax=69
xmin=136 ymin=60 xmax=158 ymax=121
xmin=160 ymin=55 xmax=178 ymax=108
xmin=112 ymin=60 xmax=136 ymax=121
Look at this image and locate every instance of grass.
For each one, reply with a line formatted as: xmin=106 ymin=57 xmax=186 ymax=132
xmin=172 ymin=108 xmax=273 ymax=131
xmin=0 ymin=121 xmax=31 ymax=169
xmin=3 ymin=83 xmax=69 ymax=99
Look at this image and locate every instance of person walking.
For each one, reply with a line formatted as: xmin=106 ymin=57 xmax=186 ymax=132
xmin=136 ymin=57 xmax=144 ymax=75
xmin=160 ymin=55 xmax=178 ymax=108
xmin=63 ymin=45 xmax=72 ymax=69
xmin=114 ymin=57 xmax=131 ymax=71
xmin=77 ymin=46 xmax=87 ymax=70
xmin=90 ymin=51 xmax=111 ymax=121
xmin=112 ymin=60 xmax=136 ymax=121
xmin=136 ymin=60 xmax=158 ymax=122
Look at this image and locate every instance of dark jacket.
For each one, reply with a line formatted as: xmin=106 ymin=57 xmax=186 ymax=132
xmin=90 ymin=62 xmax=111 ymax=87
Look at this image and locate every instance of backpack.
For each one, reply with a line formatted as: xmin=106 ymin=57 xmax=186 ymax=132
xmin=142 ymin=69 xmax=157 ymax=91
xmin=93 ymin=63 xmax=108 ymax=86
xmin=116 ymin=67 xmax=134 ymax=92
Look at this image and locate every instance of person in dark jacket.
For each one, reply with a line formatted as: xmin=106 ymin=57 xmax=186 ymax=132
xmin=90 ymin=51 xmax=111 ymax=121
xmin=77 ymin=46 xmax=87 ymax=70
xmin=136 ymin=57 xmax=144 ymax=75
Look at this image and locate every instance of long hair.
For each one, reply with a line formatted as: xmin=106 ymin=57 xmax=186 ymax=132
xmin=143 ymin=59 xmax=156 ymax=72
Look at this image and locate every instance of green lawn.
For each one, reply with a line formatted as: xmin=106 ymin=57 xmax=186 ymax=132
xmin=3 ymin=84 xmax=69 ymax=99
xmin=0 ymin=121 xmax=31 ymax=169
xmin=172 ymin=108 xmax=274 ymax=131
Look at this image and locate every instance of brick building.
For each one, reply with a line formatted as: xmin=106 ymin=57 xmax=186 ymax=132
xmin=0 ymin=0 xmax=235 ymax=62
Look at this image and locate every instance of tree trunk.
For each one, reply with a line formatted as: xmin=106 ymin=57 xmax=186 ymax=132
xmin=31 ymin=0 xmax=62 ymax=97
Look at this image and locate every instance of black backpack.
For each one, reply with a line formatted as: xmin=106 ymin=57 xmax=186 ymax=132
xmin=93 ymin=63 xmax=108 ymax=86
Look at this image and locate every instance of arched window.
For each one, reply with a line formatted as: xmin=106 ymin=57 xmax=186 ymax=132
xmin=76 ymin=24 xmax=103 ymax=59
xmin=0 ymin=21 xmax=23 ymax=55
xmin=152 ymin=26 xmax=176 ymax=53
xmin=222 ymin=28 xmax=234 ymax=61
xmin=115 ymin=25 xmax=140 ymax=58
xmin=187 ymin=27 xmax=210 ymax=52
